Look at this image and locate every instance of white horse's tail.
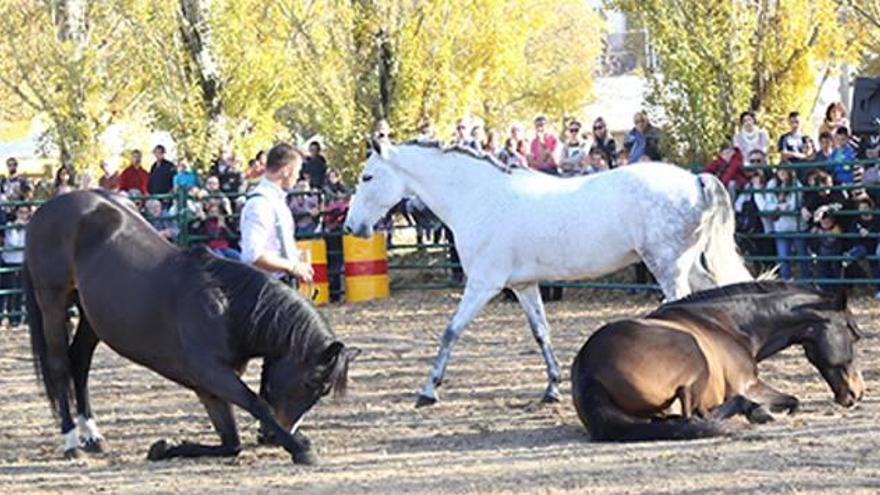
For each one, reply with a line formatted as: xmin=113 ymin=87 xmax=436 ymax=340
xmin=695 ymin=174 xmax=753 ymax=286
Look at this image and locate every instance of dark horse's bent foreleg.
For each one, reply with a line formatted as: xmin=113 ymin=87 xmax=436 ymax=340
xmin=148 ymin=392 xmax=241 ymax=460
xmin=154 ymin=365 xmax=315 ymax=464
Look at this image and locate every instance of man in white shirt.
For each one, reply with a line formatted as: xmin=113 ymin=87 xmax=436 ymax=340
xmin=240 ymin=142 xmax=313 ymax=282
xmin=239 ymin=142 xmax=314 ymax=446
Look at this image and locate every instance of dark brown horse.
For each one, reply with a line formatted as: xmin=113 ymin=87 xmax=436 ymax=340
xmin=24 ymin=190 xmax=358 ymax=463
xmin=571 ymin=282 xmax=865 ymax=441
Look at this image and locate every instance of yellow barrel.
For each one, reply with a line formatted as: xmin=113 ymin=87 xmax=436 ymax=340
xmin=296 ymin=238 xmax=329 ymax=305
xmin=343 ymin=233 xmax=390 ymax=302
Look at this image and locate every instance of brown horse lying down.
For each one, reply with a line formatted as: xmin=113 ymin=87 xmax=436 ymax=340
xmin=571 ymin=282 xmax=864 ymax=441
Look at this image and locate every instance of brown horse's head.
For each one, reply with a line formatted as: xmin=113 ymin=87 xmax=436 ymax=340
xmin=264 ymin=341 xmax=360 ymax=432
xmin=799 ymin=290 xmax=864 ymax=407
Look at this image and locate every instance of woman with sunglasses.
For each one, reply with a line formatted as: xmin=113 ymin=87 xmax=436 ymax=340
xmin=590 ymin=117 xmax=617 ymax=167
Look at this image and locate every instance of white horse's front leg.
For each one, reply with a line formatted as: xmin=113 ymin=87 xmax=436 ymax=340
xmin=513 ymin=284 xmax=562 ymax=403
xmin=416 ymin=284 xmax=499 ymax=407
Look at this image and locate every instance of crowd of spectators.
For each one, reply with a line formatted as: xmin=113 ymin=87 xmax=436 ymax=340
xmin=0 ymin=100 xmax=878 ymax=321
xmin=0 ymin=140 xmax=354 ymax=320
xmin=710 ymin=102 xmax=880 ymax=298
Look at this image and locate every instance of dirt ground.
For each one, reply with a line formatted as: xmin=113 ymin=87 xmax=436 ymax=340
xmin=0 ymin=288 xmax=878 ymax=494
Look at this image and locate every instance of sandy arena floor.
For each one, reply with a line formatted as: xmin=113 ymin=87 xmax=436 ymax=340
xmin=0 ymin=288 xmax=878 ymax=494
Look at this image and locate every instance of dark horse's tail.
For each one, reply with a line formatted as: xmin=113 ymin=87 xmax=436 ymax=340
xmin=23 ymin=260 xmax=63 ymax=415
xmin=572 ymin=379 xmax=728 ymax=442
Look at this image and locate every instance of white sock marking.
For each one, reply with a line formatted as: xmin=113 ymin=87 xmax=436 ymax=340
xmin=77 ymin=415 xmax=103 ymax=441
xmin=63 ymin=428 xmax=80 ymax=452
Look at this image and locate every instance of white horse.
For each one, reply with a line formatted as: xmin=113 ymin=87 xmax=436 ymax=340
xmin=344 ymin=140 xmax=752 ymax=407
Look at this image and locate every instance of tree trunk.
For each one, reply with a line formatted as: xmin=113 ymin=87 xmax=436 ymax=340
xmin=179 ymin=0 xmax=225 ymax=139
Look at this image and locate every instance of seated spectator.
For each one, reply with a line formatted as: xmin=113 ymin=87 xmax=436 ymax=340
xmin=813 ymin=132 xmax=835 ymax=163
xmin=778 ymin=111 xmax=808 ymax=163
xmin=586 ymin=146 xmax=610 ymax=174
xmin=803 ymin=170 xmax=847 ymax=223
xmin=482 ymin=130 xmax=500 ymax=155
xmin=173 ymin=157 xmax=200 ymax=192
xmin=558 ymin=120 xmax=586 ymax=176
xmin=203 ymin=175 xmax=233 ymax=216
xmin=1 ymin=204 xmax=29 ymax=326
xmin=416 ymin=120 xmax=436 ymax=142
xmin=590 ymin=117 xmax=617 ymax=166
xmin=831 ymin=127 xmax=858 ymax=184
xmin=288 ymin=179 xmax=320 ymax=235
xmin=861 ymin=136 xmax=880 ymax=205
xmin=842 ymin=195 xmax=880 ymax=299
xmin=143 ymin=198 xmax=178 ymax=242
xmin=704 ymin=140 xmax=746 ymax=198
xmin=766 ymin=167 xmax=809 ymax=279
xmin=509 ymin=123 xmax=528 ymax=157
xmin=624 ymin=111 xmax=661 ymax=163
xmin=528 ymin=115 xmax=558 ymax=174
xmin=468 ymin=125 xmax=484 ymax=151
xmin=211 ymin=153 xmax=244 ymax=197
xmin=452 ymin=119 xmax=469 ymax=147
xmin=498 ymin=138 xmax=527 ymax=168
xmin=98 ymin=160 xmax=120 ymax=191
xmin=616 ymin=141 xmax=633 ymax=167
xmin=245 ymin=151 xmax=267 ymax=184
xmin=322 ymin=169 xmax=351 ymax=232
xmin=197 ymin=200 xmax=240 ymax=260
xmin=53 ymin=165 xmax=76 ymax=196
xmin=812 ymin=204 xmax=844 ymax=290
xmin=119 ymin=149 xmax=149 ymax=195
xmin=734 ymin=111 xmax=770 ymax=159
xmin=734 ymin=169 xmax=775 ymax=270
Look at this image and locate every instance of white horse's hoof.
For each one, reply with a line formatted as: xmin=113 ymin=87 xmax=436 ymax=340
xmin=542 ymin=384 xmax=562 ymax=403
xmin=63 ymin=447 xmax=81 ymax=460
xmin=415 ymin=394 xmax=437 ymax=408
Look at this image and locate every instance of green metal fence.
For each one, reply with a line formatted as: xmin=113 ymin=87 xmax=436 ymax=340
xmin=385 ymin=158 xmax=880 ymax=294
xmin=1 ymin=158 xmax=878 ymax=323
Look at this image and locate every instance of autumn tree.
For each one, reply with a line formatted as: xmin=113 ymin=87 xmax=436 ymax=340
xmin=611 ymin=0 xmax=866 ymax=163
xmin=0 ymin=0 xmax=147 ymax=168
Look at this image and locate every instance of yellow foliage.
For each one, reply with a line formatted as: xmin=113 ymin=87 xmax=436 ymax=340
xmin=613 ymin=0 xmax=866 ymax=162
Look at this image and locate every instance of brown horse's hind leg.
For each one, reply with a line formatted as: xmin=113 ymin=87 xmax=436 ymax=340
xmin=148 ymin=392 xmax=241 ymax=460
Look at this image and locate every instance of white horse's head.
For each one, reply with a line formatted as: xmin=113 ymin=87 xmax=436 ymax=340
xmin=344 ymin=139 xmax=408 ymax=238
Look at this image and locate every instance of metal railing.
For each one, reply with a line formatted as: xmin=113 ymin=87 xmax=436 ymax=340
xmin=384 ymin=157 xmax=880 ymax=295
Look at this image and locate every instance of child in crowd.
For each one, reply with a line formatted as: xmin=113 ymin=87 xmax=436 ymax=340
xmin=843 ymin=196 xmax=880 ymax=299
xmin=812 ymin=204 xmax=844 ymax=290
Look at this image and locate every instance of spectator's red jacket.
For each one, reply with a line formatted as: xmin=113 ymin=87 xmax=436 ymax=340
xmin=704 ymin=150 xmax=747 ymax=188
xmin=118 ymin=165 xmax=149 ymax=195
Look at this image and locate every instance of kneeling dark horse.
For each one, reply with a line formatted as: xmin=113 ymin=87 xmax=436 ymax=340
xmin=571 ymin=282 xmax=865 ymax=441
xmin=24 ymin=190 xmax=358 ymax=463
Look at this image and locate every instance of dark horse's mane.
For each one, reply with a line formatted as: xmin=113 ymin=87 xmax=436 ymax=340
xmin=661 ymin=281 xmax=830 ymax=309
xmin=183 ymin=247 xmax=349 ymax=396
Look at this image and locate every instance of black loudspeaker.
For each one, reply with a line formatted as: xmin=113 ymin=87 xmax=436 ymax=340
xmin=851 ymin=77 xmax=880 ymax=134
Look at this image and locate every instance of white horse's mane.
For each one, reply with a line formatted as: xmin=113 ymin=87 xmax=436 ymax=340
xmin=400 ymin=139 xmax=515 ymax=174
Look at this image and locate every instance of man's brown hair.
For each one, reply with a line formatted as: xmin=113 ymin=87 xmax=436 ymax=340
xmin=266 ymin=143 xmax=302 ymax=173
